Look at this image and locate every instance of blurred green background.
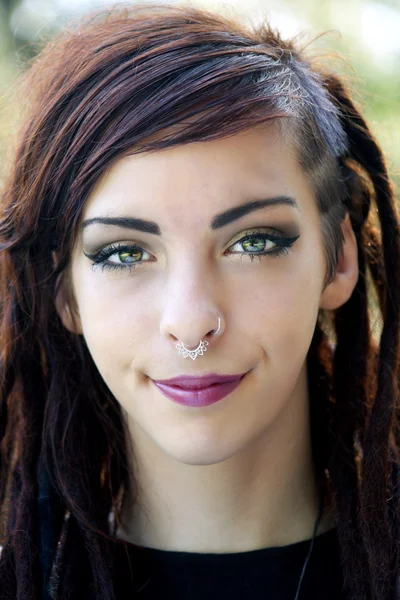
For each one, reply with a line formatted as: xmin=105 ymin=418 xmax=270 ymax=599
xmin=0 ymin=0 xmax=399 ymax=188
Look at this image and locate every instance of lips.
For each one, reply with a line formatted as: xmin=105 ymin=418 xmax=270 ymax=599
xmin=152 ymin=372 xmax=248 ymax=407
xmin=154 ymin=372 xmax=246 ymax=388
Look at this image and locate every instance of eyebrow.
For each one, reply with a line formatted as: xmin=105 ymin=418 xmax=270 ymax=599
xmin=81 ymin=195 xmax=298 ymax=235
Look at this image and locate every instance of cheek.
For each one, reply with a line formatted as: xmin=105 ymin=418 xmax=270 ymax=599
xmin=229 ymin=249 xmax=324 ymax=360
xmin=72 ymin=267 xmax=154 ymax=380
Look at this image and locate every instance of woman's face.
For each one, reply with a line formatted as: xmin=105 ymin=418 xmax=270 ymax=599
xmin=59 ymin=124 xmax=357 ymax=465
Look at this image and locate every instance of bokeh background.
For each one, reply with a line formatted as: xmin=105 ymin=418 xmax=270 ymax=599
xmin=0 ymin=0 xmax=399 ymax=189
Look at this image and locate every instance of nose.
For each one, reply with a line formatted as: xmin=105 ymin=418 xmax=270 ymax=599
xmin=161 ymin=310 xmax=222 ymax=351
xmin=159 ymin=270 xmax=223 ymax=352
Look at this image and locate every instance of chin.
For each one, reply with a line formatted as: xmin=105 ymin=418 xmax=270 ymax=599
xmin=161 ymin=438 xmax=244 ymax=466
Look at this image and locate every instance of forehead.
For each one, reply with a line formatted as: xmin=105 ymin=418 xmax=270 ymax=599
xmin=81 ymin=123 xmax=315 ymax=227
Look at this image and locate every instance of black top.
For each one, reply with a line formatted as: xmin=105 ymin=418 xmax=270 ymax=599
xmin=113 ymin=527 xmax=345 ymax=599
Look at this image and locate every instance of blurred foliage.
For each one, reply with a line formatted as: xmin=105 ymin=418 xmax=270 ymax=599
xmin=283 ymin=0 xmax=400 ymax=190
xmin=0 ymin=0 xmax=399 ymax=191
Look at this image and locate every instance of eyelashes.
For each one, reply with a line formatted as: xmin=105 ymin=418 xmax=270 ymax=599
xmin=83 ymin=230 xmax=300 ymax=274
xmin=84 ymin=243 xmax=153 ymax=273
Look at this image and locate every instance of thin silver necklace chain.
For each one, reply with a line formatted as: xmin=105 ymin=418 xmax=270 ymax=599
xmin=294 ymin=492 xmax=325 ymax=600
xmin=49 ymin=493 xmax=325 ymax=598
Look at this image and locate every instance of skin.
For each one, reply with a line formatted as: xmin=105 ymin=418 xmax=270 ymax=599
xmin=56 ymin=123 xmax=358 ymax=553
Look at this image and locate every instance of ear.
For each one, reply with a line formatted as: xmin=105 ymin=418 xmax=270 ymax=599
xmin=319 ymin=213 xmax=359 ymax=310
xmin=53 ymin=251 xmax=83 ymax=335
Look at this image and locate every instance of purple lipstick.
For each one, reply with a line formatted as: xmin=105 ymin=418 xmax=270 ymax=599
xmin=152 ymin=372 xmax=247 ymax=408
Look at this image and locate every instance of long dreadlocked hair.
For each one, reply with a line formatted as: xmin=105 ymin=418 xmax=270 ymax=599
xmin=0 ymin=3 xmax=399 ymax=599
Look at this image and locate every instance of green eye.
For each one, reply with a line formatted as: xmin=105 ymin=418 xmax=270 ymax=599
xmin=84 ymin=230 xmax=300 ymax=275
xmin=83 ymin=242 xmax=152 ymax=273
xmin=227 ymin=230 xmax=300 ymax=261
xmin=119 ymin=250 xmax=143 ymax=263
xmin=241 ymin=236 xmax=274 ymax=253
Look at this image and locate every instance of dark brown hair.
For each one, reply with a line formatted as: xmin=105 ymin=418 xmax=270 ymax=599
xmin=0 ymin=3 xmax=399 ymax=599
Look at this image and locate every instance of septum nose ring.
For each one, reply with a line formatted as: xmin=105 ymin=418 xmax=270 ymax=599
xmin=176 ymin=317 xmax=221 ymax=360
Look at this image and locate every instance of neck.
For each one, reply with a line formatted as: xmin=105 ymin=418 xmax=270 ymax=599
xmin=116 ymin=369 xmax=335 ymax=553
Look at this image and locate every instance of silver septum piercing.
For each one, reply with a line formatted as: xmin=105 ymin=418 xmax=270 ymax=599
xmin=176 ymin=317 xmax=221 ymax=360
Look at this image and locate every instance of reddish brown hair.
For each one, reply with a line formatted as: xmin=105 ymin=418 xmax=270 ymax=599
xmin=0 ymin=3 xmax=399 ymax=599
